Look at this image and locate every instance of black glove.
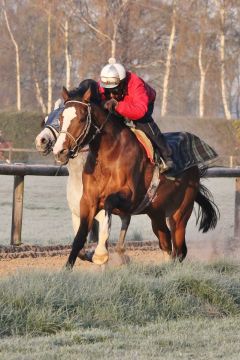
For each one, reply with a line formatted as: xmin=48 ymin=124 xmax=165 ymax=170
xmin=104 ymin=99 xmax=118 ymax=112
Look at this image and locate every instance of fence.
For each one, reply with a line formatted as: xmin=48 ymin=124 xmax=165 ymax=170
xmin=0 ymin=163 xmax=239 ymax=246
xmin=0 ymin=148 xmax=38 ymax=163
xmin=0 ymin=147 xmax=239 ymax=165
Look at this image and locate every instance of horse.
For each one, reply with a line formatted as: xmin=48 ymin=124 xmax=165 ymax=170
xmin=35 ymin=80 xmax=131 ymax=262
xmin=52 ymin=85 xmax=219 ymax=269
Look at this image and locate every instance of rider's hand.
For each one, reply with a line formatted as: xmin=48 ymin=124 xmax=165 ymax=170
xmin=104 ymin=99 xmax=118 ymax=112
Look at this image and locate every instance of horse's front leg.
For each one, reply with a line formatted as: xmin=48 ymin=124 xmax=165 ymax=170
xmin=66 ymin=201 xmax=95 ymax=269
xmin=92 ymin=209 xmax=112 ymax=265
xmin=92 ymin=191 xmax=132 ymax=265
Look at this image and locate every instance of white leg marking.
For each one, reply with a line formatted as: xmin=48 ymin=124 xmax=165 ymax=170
xmin=92 ymin=210 xmax=111 ymax=265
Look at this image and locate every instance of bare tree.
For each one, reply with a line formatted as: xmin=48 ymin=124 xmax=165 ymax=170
xmin=161 ymin=2 xmax=176 ymax=117
xmin=214 ymin=0 xmax=231 ymax=119
xmin=2 ymin=0 xmax=21 ymax=111
xmin=71 ymin=0 xmax=130 ymax=59
xmin=64 ymin=19 xmax=71 ymax=89
xmin=0 ymin=0 xmax=240 ymax=118
xmin=30 ymin=42 xmax=47 ymax=114
xmin=47 ymin=9 xmax=52 ymax=113
xmin=197 ymin=4 xmax=212 ymax=118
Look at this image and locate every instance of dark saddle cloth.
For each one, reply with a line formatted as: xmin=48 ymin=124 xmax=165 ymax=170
xmin=163 ymin=132 xmax=218 ymax=177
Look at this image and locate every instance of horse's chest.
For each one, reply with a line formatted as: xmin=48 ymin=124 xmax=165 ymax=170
xmin=66 ymin=177 xmax=83 ymax=215
xmin=92 ymin=162 xmax=113 ymax=187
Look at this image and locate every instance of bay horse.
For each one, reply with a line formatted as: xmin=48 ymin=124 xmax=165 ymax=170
xmin=53 ymin=86 xmax=219 ymax=269
xmin=35 ymin=81 xmax=131 ymax=261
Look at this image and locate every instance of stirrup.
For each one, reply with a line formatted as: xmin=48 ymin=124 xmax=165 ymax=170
xmin=158 ymin=157 xmax=170 ymax=173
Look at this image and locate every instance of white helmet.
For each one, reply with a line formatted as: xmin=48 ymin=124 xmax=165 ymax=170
xmin=100 ymin=58 xmax=126 ymax=88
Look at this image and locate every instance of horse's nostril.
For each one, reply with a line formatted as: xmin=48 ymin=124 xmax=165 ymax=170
xmin=41 ymin=138 xmax=47 ymax=144
xmin=60 ymin=149 xmax=68 ymax=155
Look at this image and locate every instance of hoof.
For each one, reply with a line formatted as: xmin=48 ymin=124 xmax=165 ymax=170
xmin=78 ymin=249 xmax=94 ymax=262
xmin=115 ymin=246 xmax=126 ymax=254
xmin=65 ymin=262 xmax=73 ymax=271
xmin=115 ymin=247 xmax=126 ymax=256
xmin=92 ymin=252 xmax=109 ymax=265
xmin=162 ymin=251 xmax=173 ymax=263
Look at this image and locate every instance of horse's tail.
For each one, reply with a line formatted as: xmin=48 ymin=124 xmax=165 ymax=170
xmin=195 ymin=183 xmax=220 ymax=233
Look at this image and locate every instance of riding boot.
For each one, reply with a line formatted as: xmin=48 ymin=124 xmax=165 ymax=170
xmin=135 ymin=120 xmax=173 ymax=171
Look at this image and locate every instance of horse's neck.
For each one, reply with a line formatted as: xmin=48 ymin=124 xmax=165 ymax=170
xmin=91 ymin=106 xmax=150 ymax=172
xmin=67 ymin=152 xmax=88 ymax=177
xmin=92 ymin=107 xmax=127 ymax=143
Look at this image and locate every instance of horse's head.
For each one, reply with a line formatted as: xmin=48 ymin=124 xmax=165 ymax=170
xmin=53 ymin=86 xmax=93 ymax=164
xmin=35 ymin=100 xmax=62 ymax=155
xmin=35 ymin=122 xmax=58 ymax=155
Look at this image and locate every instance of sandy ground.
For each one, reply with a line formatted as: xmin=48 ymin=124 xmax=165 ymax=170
xmin=1 ymin=242 xmax=238 ymax=277
xmin=0 ymin=249 xmax=164 ymax=277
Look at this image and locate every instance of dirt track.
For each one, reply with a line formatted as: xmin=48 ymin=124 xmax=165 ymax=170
xmin=0 ymin=243 xmax=163 ymax=277
xmin=0 ymin=240 xmax=235 ymax=277
xmin=0 ymin=250 xmax=163 ymax=277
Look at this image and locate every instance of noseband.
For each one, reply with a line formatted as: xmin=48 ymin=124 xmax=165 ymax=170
xmin=45 ymin=125 xmax=59 ymax=141
xmin=60 ymin=100 xmax=109 ymax=158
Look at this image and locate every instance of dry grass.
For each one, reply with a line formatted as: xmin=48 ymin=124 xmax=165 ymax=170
xmin=0 ymin=260 xmax=239 ymax=358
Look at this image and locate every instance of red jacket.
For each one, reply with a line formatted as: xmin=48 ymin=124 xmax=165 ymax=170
xmin=99 ymin=72 xmax=156 ymax=120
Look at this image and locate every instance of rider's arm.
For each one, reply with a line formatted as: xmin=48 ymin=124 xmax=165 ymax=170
xmin=115 ymin=74 xmax=154 ymax=120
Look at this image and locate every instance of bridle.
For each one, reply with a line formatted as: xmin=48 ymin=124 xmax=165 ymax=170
xmin=60 ymin=100 xmax=110 ymax=158
xmin=45 ymin=125 xmax=59 ymax=142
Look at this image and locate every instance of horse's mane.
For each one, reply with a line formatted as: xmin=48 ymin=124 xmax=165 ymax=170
xmin=67 ymin=79 xmax=127 ymax=132
xmin=68 ymin=79 xmax=102 ymax=105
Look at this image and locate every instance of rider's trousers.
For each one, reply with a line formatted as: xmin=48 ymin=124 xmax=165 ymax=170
xmin=134 ymin=119 xmax=172 ymax=160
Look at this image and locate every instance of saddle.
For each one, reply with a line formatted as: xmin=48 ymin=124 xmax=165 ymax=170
xmin=130 ymin=128 xmax=154 ymax=163
xmin=130 ymin=129 xmax=218 ymax=177
xmin=130 ymin=128 xmax=168 ymax=173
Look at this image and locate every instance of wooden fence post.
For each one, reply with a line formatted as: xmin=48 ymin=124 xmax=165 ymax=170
xmin=11 ymin=175 xmax=24 ymax=245
xmin=234 ymin=177 xmax=240 ymax=239
xmin=9 ymin=147 xmax=12 ymax=163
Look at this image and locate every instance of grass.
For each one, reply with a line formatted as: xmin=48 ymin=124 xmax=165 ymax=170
xmin=0 ymin=317 xmax=240 ymax=360
xmin=0 ymin=260 xmax=239 ymax=359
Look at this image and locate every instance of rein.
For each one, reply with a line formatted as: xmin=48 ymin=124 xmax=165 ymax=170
xmin=61 ymin=100 xmax=110 ymax=158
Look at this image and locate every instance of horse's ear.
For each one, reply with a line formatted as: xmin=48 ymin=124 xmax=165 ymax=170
xmin=82 ymin=88 xmax=91 ymax=102
xmin=40 ymin=116 xmax=46 ymax=129
xmin=62 ymin=86 xmax=69 ymax=102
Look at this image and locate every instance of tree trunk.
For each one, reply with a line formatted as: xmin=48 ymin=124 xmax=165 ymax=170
xmin=30 ymin=43 xmax=47 ymax=114
xmin=47 ymin=11 xmax=52 ymax=113
xmin=111 ymin=38 xmax=116 ymax=58
xmin=198 ymin=39 xmax=206 ymax=118
xmin=219 ymin=3 xmax=231 ymax=119
xmin=33 ymin=76 xmax=47 ymax=114
xmin=65 ymin=20 xmax=71 ymax=89
xmin=161 ymin=6 xmax=176 ymax=117
xmin=3 ymin=6 xmax=21 ymax=111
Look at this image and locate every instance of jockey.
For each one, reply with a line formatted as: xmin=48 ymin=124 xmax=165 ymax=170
xmin=98 ymin=58 xmax=173 ymax=171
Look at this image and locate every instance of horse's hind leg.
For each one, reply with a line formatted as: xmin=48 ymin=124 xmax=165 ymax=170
xmin=150 ymin=214 xmax=172 ymax=262
xmin=115 ymin=215 xmax=131 ymax=253
xmin=168 ymin=205 xmax=193 ymax=262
